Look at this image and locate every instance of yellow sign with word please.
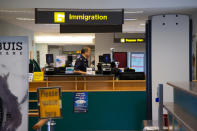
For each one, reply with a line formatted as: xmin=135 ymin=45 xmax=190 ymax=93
xmin=38 ymin=87 xmax=62 ymax=118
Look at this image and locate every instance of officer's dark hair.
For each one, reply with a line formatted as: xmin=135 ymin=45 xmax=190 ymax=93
xmin=81 ymin=47 xmax=90 ymax=54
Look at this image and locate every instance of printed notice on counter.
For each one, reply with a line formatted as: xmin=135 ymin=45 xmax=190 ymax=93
xmin=73 ymin=92 xmax=88 ymax=113
xmin=37 ymin=87 xmax=62 ymax=118
xmin=33 ymin=72 xmax=44 ymax=81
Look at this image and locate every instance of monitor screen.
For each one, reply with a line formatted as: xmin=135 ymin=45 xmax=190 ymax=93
xmin=103 ymin=54 xmax=111 ymax=63
xmin=56 ymin=56 xmax=66 ymax=67
xmin=46 ymin=54 xmax=54 ymax=64
xmin=99 ymin=55 xmax=104 ymax=63
xmin=67 ymin=55 xmax=73 ymax=62
xmin=131 ymin=53 xmax=144 ymax=72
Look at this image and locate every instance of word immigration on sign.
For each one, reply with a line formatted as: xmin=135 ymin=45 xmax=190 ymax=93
xmin=68 ymin=14 xmax=108 ymax=21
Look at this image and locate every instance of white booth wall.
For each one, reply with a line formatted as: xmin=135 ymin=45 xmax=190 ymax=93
xmin=35 ymin=34 xmax=146 ymax=68
xmin=151 ymin=14 xmax=190 ymax=120
xmin=48 ymin=45 xmax=95 ymax=67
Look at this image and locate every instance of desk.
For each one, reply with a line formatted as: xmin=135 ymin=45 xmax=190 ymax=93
xmin=29 ymin=75 xmax=146 ymax=92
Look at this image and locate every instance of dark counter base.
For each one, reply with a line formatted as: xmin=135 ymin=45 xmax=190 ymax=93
xmin=29 ymin=92 xmax=146 ymax=131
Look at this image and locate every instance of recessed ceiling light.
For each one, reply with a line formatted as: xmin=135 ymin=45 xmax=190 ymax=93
xmin=140 ymin=23 xmax=145 ymax=26
xmin=124 ymin=11 xmax=143 ymax=14
xmin=16 ymin=18 xmax=35 ymax=21
xmin=34 ymin=35 xmax=95 ymax=44
xmin=124 ymin=19 xmax=137 ymax=21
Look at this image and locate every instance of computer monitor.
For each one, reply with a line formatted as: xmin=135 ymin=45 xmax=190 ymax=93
xmin=130 ymin=52 xmax=145 ymax=72
xmin=67 ymin=55 xmax=73 ymax=62
xmin=46 ymin=54 xmax=54 ymax=65
xmin=66 ymin=55 xmax=73 ymax=67
xmin=103 ymin=54 xmax=111 ymax=63
xmin=99 ymin=55 xmax=104 ymax=62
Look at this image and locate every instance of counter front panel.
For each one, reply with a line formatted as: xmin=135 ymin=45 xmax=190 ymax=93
xmin=29 ymin=75 xmax=146 ymax=92
xmin=29 ymin=75 xmax=146 ymax=131
xmin=29 ymin=91 xmax=146 ymax=131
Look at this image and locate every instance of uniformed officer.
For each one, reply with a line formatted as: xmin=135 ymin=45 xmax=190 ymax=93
xmin=74 ymin=47 xmax=91 ymax=74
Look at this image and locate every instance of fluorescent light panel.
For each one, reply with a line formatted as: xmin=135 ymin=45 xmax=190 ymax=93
xmin=124 ymin=18 xmax=137 ymax=21
xmin=16 ymin=17 xmax=35 ymax=21
xmin=34 ymin=35 xmax=95 ymax=44
xmin=124 ymin=11 xmax=143 ymax=14
xmin=140 ymin=23 xmax=145 ymax=26
xmin=0 ymin=10 xmax=28 ymax=13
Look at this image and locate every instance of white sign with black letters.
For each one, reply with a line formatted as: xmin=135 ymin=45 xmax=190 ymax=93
xmin=0 ymin=36 xmax=29 ymax=131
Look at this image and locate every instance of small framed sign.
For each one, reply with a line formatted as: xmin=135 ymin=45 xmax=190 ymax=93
xmin=37 ymin=87 xmax=62 ymax=119
xmin=73 ymin=92 xmax=88 ymax=113
xmin=33 ymin=72 xmax=44 ymax=81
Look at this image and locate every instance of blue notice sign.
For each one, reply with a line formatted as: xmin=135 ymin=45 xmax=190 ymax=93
xmin=73 ymin=92 xmax=88 ymax=113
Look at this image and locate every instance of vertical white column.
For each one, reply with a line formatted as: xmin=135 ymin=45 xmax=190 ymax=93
xmin=151 ymin=14 xmax=190 ymax=120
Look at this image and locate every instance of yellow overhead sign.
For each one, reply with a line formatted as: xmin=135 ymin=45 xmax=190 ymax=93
xmin=36 ymin=9 xmax=124 ymax=25
xmin=120 ymin=38 xmax=145 ymax=43
xmin=38 ymin=87 xmax=62 ymax=118
xmin=54 ymin=12 xmax=65 ymax=23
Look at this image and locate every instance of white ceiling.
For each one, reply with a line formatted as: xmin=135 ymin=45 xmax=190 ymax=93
xmin=0 ymin=8 xmax=197 ymax=34
xmin=124 ymin=8 xmax=197 ymax=32
xmin=1 ymin=0 xmax=197 ymax=9
xmin=0 ymin=8 xmax=60 ymax=33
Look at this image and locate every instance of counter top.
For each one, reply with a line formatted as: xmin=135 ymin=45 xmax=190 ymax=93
xmin=29 ymin=79 xmax=146 ymax=92
xmin=45 ymin=74 xmax=115 ymax=77
xmin=163 ymin=102 xmax=197 ymax=131
xmin=167 ymin=82 xmax=197 ymax=97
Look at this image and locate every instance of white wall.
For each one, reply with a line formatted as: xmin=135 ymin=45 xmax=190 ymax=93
xmin=95 ymin=33 xmax=145 ymax=67
xmin=48 ymin=45 xmax=94 ymax=54
xmin=35 ymin=44 xmax=90 ymax=68
xmin=0 ymin=20 xmax=34 ymax=52
xmin=42 ymin=34 xmax=145 ymax=68
xmin=48 ymin=45 xmax=95 ymax=67
xmin=63 ymin=45 xmax=88 ymax=51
